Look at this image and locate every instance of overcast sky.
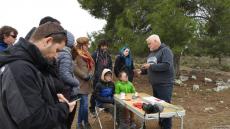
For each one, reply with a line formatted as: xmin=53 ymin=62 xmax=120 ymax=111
xmin=0 ymin=0 xmax=106 ymax=39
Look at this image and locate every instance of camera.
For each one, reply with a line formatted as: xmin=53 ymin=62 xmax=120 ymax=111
xmin=142 ymin=103 xmax=164 ymax=114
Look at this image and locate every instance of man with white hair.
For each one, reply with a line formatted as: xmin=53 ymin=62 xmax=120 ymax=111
xmin=141 ymin=34 xmax=174 ymax=129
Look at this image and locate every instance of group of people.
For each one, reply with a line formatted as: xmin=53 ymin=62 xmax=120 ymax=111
xmin=0 ymin=16 xmax=175 ymax=129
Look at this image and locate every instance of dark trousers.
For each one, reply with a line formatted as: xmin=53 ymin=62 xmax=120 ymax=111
xmin=62 ymin=87 xmax=77 ymax=129
xmin=90 ymin=94 xmax=96 ymax=112
xmin=152 ymin=83 xmax=173 ymax=129
xmin=89 ymin=78 xmax=98 ymax=112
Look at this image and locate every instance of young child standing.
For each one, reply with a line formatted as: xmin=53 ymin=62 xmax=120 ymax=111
xmin=115 ymin=71 xmax=136 ymax=129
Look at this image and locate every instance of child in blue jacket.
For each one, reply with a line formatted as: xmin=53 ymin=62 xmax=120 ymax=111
xmin=95 ymin=69 xmax=115 ymax=114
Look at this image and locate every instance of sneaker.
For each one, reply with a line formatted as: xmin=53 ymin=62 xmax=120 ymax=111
xmin=130 ymin=122 xmax=137 ymax=129
xmin=89 ymin=107 xmax=95 ymax=113
xmin=118 ymin=123 xmax=129 ymax=129
xmin=84 ymin=123 xmax=92 ymax=129
xmin=77 ymin=123 xmax=84 ymax=129
xmin=90 ymin=111 xmax=96 ymax=118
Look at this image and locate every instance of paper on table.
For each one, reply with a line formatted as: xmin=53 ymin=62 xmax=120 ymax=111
xmin=142 ymin=96 xmax=165 ymax=104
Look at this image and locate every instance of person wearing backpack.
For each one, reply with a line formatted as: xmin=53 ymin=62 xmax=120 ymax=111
xmin=89 ymin=39 xmax=112 ymax=114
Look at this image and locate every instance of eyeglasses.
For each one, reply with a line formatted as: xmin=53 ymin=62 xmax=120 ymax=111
xmin=10 ymin=35 xmax=17 ymax=39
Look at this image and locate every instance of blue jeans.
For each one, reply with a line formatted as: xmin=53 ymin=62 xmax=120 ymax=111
xmin=152 ymin=83 xmax=173 ymax=129
xmin=78 ymin=94 xmax=89 ymax=125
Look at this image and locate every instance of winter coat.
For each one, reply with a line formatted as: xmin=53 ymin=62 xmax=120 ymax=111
xmin=0 ymin=38 xmax=69 ymax=129
xmin=92 ymin=49 xmax=112 ymax=82
xmin=115 ymin=80 xmax=135 ymax=94
xmin=57 ymin=47 xmax=79 ymax=89
xmin=146 ymin=43 xmax=174 ymax=85
xmin=95 ymin=69 xmax=115 ymax=104
xmin=0 ymin=41 xmax=8 ymax=52
xmin=114 ymin=54 xmax=134 ymax=82
xmin=73 ymin=55 xmax=94 ymax=94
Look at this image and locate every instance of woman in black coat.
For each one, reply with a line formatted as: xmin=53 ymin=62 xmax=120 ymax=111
xmin=114 ymin=46 xmax=135 ymax=82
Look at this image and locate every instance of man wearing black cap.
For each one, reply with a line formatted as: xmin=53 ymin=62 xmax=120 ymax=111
xmin=25 ymin=16 xmax=60 ymax=40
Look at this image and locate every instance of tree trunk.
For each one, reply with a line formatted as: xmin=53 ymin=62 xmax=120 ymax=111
xmin=218 ymin=56 xmax=222 ymax=65
xmin=173 ymin=54 xmax=181 ymax=78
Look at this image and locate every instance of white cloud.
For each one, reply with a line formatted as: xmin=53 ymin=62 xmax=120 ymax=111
xmin=0 ymin=0 xmax=106 ymax=39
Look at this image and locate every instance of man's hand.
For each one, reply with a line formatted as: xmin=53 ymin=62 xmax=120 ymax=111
xmin=57 ymin=94 xmax=77 ymax=112
xmin=67 ymin=101 xmax=77 ymax=112
xmin=57 ymin=94 xmax=68 ymax=103
xmin=142 ymin=63 xmax=151 ymax=69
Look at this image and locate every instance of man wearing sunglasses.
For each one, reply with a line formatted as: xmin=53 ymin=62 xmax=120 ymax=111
xmin=0 ymin=22 xmax=76 ymax=129
xmin=0 ymin=25 xmax=18 ymax=51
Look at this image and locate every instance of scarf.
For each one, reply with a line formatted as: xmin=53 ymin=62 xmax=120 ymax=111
xmin=77 ymin=48 xmax=94 ymax=71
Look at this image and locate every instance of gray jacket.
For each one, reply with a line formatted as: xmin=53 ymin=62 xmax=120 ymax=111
xmin=147 ymin=43 xmax=174 ymax=85
xmin=57 ymin=47 xmax=79 ymax=88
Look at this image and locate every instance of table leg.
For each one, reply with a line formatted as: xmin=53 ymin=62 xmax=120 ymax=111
xmin=114 ymin=101 xmax=116 ymax=129
xmin=140 ymin=115 xmax=146 ymax=129
xmin=180 ymin=116 xmax=184 ymax=129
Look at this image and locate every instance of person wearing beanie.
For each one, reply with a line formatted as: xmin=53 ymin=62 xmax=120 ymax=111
xmin=72 ymin=37 xmax=95 ymax=129
xmin=25 ymin=16 xmax=60 ymax=40
xmin=89 ymin=39 xmax=112 ymax=114
xmin=56 ymin=31 xmax=79 ymax=129
xmin=39 ymin=16 xmax=60 ymax=26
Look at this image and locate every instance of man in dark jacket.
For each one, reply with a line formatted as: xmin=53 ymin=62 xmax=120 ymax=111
xmin=141 ymin=34 xmax=174 ymax=129
xmin=0 ymin=22 xmax=76 ymax=129
xmin=25 ymin=16 xmax=65 ymax=93
xmin=89 ymin=39 xmax=112 ymax=114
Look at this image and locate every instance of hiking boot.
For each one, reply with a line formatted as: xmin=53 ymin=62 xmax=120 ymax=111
xmin=84 ymin=123 xmax=92 ymax=129
xmin=78 ymin=123 xmax=84 ymax=129
xmin=89 ymin=107 xmax=95 ymax=113
xmin=130 ymin=122 xmax=137 ymax=129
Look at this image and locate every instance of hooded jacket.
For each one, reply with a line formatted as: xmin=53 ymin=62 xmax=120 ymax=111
xmin=57 ymin=47 xmax=79 ymax=87
xmin=147 ymin=43 xmax=174 ymax=85
xmin=57 ymin=31 xmax=79 ymax=89
xmin=95 ymin=69 xmax=115 ymax=104
xmin=0 ymin=38 xmax=69 ymax=129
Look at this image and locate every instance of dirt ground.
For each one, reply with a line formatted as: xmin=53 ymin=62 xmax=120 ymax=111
xmin=72 ymin=66 xmax=230 ymax=129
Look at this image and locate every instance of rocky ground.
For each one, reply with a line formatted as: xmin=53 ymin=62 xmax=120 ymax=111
xmin=72 ymin=56 xmax=230 ymax=129
xmin=71 ymin=66 xmax=230 ymax=129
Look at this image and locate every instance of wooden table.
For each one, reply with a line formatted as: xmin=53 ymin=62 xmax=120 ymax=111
xmin=113 ymin=93 xmax=185 ymax=129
